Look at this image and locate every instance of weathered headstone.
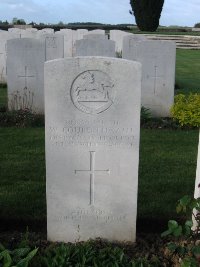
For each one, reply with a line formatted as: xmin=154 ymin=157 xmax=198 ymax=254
xmin=38 ymin=28 xmax=54 ymax=35
xmin=20 ymin=29 xmax=37 ymax=38
xmin=194 ymin=131 xmax=200 ymax=199
xmin=123 ymin=39 xmax=176 ymax=117
xmin=38 ymin=34 xmax=64 ymax=60
xmin=0 ymin=31 xmax=20 ymax=83
xmin=72 ymin=29 xmax=88 ymax=56
xmin=88 ymin=29 xmax=105 ymax=35
xmin=83 ymin=34 xmax=108 ymax=40
xmin=8 ymin=28 xmax=22 ymax=34
xmin=45 ymin=57 xmax=141 ymax=243
xmin=110 ymin=30 xmax=133 ymax=53
xmin=193 ymin=131 xmax=200 ymax=229
xmin=55 ymin=29 xmax=74 ymax=57
xmin=7 ymin=38 xmax=45 ymax=114
xmin=75 ymin=39 xmax=115 ymax=57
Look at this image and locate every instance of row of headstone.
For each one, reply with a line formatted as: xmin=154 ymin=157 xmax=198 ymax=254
xmin=0 ymin=29 xmax=109 ymax=83
xmin=3 ymin=28 xmax=176 ymax=117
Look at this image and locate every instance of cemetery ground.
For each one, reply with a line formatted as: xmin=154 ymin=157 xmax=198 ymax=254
xmin=0 ymin=49 xmax=199 ymax=266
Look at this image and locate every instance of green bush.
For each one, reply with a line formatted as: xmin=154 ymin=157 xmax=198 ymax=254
xmin=0 ymin=244 xmax=38 ymax=267
xmin=171 ymin=94 xmax=200 ymax=127
xmin=194 ymin=22 xmax=200 ymax=28
xmin=162 ymin=195 xmax=200 ymax=267
xmin=31 ymin=241 xmax=160 ymax=267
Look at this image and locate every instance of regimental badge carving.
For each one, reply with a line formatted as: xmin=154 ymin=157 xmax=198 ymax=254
xmin=70 ymin=70 xmax=115 ymax=114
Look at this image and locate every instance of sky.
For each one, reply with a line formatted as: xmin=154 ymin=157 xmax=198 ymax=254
xmin=0 ymin=0 xmax=199 ymax=27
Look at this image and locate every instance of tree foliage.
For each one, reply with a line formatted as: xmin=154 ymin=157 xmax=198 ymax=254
xmin=130 ymin=0 xmax=164 ymax=31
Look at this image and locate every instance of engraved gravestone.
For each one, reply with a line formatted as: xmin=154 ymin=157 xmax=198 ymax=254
xmin=83 ymin=34 xmax=108 ymax=40
xmin=7 ymin=38 xmax=45 ymax=114
xmin=110 ymin=30 xmax=133 ymax=53
xmin=38 ymin=34 xmax=64 ymax=60
xmin=72 ymin=29 xmax=88 ymax=56
xmin=0 ymin=31 xmax=20 ymax=83
xmin=75 ymin=39 xmax=115 ymax=57
xmin=55 ymin=29 xmax=74 ymax=57
xmin=123 ymin=39 xmax=176 ymax=117
xmin=45 ymin=57 xmax=141 ymax=242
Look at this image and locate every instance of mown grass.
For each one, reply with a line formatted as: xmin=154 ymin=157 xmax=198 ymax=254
xmin=0 ymin=128 xmax=46 ymax=224
xmin=0 ymin=127 xmax=198 ymax=230
xmin=176 ymin=49 xmax=200 ymax=93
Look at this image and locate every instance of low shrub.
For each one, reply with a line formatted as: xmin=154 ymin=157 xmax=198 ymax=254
xmin=0 ymin=244 xmax=38 ymax=267
xmin=171 ymin=93 xmax=200 ymax=127
xmin=162 ymin=195 xmax=200 ymax=266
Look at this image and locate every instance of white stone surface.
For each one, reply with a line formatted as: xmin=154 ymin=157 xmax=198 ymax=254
xmin=20 ymin=29 xmax=37 ymax=38
xmin=8 ymin=28 xmax=22 ymax=33
xmin=55 ymin=29 xmax=73 ymax=57
xmin=0 ymin=31 xmax=20 ymax=83
xmin=194 ymin=131 xmax=200 ymax=199
xmin=83 ymin=34 xmax=108 ymax=40
xmin=110 ymin=30 xmax=133 ymax=53
xmin=75 ymin=39 xmax=115 ymax=57
xmin=45 ymin=57 xmax=141 ymax=243
xmin=72 ymin=29 xmax=88 ymax=56
xmin=122 ymin=39 xmax=176 ymax=117
xmin=88 ymin=29 xmax=105 ymax=35
xmin=7 ymin=38 xmax=45 ymax=114
xmin=38 ymin=34 xmax=64 ymax=60
xmin=38 ymin=28 xmax=54 ymax=34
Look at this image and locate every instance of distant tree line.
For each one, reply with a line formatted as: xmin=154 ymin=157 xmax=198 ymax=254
xmin=194 ymin=22 xmax=200 ymax=28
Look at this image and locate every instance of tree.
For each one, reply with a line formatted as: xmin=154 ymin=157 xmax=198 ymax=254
xmin=130 ymin=0 xmax=164 ymax=31
xmin=12 ymin=17 xmax=26 ymax=25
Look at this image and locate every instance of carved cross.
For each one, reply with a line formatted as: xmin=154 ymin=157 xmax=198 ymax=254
xmin=147 ymin=64 xmax=164 ymax=95
xmin=75 ymin=151 xmax=110 ymax=205
xmin=18 ymin=66 xmax=35 ymax=88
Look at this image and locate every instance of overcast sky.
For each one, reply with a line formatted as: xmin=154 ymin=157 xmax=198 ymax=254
xmin=0 ymin=0 xmax=199 ymax=27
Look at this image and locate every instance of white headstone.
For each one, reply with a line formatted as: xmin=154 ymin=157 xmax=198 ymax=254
xmin=88 ymin=29 xmax=105 ymax=35
xmin=110 ymin=30 xmax=133 ymax=53
xmin=193 ymin=131 xmax=200 ymax=229
xmin=7 ymin=38 xmax=45 ymax=114
xmin=123 ymin=39 xmax=176 ymax=117
xmin=75 ymin=39 xmax=115 ymax=57
xmin=194 ymin=131 xmax=200 ymax=199
xmin=45 ymin=57 xmax=142 ymax=243
xmin=72 ymin=29 xmax=88 ymax=56
xmin=39 ymin=34 xmax=64 ymax=60
xmin=55 ymin=29 xmax=73 ymax=57
xmin=8 ymin=28 xmax=22 ymax=33
xmin=83 ymin=34 xmax=108 ymax=40
xmin=0 ymin=31 xmax=20 ymax=83
xmin=20 ymin=29 xmax=37 ymax=39
xmin=38 ymin=28 xmax=54 ymax=35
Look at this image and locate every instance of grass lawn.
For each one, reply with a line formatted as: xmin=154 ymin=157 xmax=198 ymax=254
xmin=176 ymin=49 xmax=200 ymax=94
xmin=0 ymin=127 xmax=198 ymax=231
